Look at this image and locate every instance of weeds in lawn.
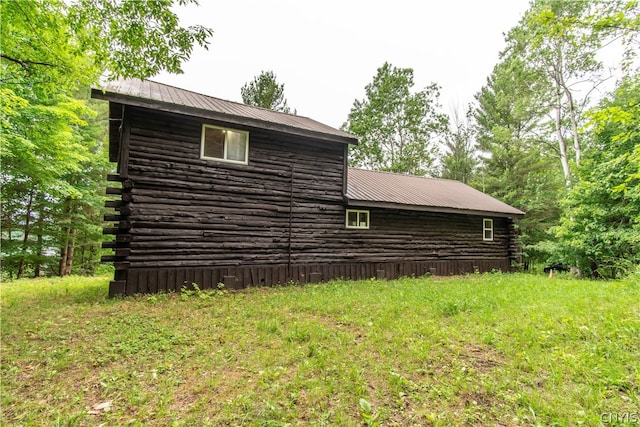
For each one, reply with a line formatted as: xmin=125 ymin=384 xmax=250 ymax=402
xmin=358 ymin=398 xmax=379 ymax=426
xmin=179 ymin=282 xmax=227 ymax=301
xmin=1 ymin=273 xmax=638 ymax=425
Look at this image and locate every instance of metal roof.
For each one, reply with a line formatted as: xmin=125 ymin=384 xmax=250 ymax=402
xmin=92 ymin=79 xmax=358 ymax=144
xmin=346 ymin=168 xmax=525 ymax=217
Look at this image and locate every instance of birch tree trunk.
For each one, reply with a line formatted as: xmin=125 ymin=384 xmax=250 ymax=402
xmin=555 ymin=93 xmax=572 ymax=188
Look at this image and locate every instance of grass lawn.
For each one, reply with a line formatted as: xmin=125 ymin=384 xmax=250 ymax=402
xmin=1 ymin=273 xmax=638 ymax=426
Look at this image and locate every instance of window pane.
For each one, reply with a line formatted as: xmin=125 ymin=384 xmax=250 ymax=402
xmin=483 ymin=218 xmax=493 ymax=240
xmin=347 ymin=211 xmax=358 ymax=227
xmin=359 ymin=212 xmax=368 ymax=227
xmin=225 ymin=130 xmax=246 ymax=162
xmin=203 ymin=127 xmax=224 ymax=159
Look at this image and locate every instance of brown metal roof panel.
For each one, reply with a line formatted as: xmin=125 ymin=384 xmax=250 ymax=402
xmin=167 ymin=83 xmax=186 ymax=106
xmin=93 ymin=79 xmax=358 ymax=143
xmin=346 ymin=168 xmax=524 ymax=216
xmin=159 ymin=82 xmax=176 ymax=105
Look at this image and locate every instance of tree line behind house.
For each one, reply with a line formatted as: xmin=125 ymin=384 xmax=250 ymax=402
xmin=1 ymin=0 xmax=638 ymax=280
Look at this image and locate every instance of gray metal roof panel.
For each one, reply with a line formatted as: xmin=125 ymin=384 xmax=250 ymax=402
xmin=346 ymin=168 xmax=525 ymax=217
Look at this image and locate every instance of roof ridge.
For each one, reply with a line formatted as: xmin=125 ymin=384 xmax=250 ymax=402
xmin=348 ymin=167 xmax=462 ymax=184
xmin=142 ymin=78 xmax=312 ymax=120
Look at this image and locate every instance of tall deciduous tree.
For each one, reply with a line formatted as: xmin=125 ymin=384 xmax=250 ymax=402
xmin=1 ymin=0 xmax=212 ymax=84
xmin=535 ymin=0 xmax=640 ymax=73
xmin=555 ymin=75 xmax=640 ymax=278
xmin=241 ymin=70 xmax=293 ymax=113
xmin=1 ymin=0 xmax=212 ymax=278
xmin=504 ymin=0 xmax=639 ymax=187
xmin=473 ymin=0 xmax=638 ymax=270
xmin=343 ymin=62 xmax=448 ymax=176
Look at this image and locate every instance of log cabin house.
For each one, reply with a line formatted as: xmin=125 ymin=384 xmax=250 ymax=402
xmin=93 ymin=79 xmax=524 ymax=297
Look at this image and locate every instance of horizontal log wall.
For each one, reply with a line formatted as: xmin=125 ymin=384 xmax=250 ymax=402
xmin=104 ymin=106 xmax=518 ymax=296
xmin=118 ymin=107 xmax=346 ymax=269
xmin=335 ymin=208 xmax=514 ymax=264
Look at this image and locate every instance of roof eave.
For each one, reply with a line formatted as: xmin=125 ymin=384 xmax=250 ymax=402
xmin=345 ymin=198 xmax=525 ymax=218
xmin=91 ymin=88 xmax=359 ymax=145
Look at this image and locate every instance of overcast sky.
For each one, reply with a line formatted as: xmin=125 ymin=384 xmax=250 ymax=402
xmin=155 ymin=0 xmax=532 ymax=129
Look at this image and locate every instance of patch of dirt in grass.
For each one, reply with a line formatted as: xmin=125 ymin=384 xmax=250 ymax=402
xmin=442 ymin=388 xmax=506 ymax=426
xmin=168 ymin=367 xmax=252 ymax=418
xmin=457 ymin=389 xmax=498 ymax=409
xmin=459 ymin=343 xmax=505 ymax=374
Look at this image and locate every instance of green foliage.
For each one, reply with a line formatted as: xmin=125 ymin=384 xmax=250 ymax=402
xmin=439 ymin=108 xmax=477 ymax=183
xmin=240 ymin=70 xmax=293 ymax=113
xmin=473 ymin=0 xmax=638 ymax=269
xmin=532 ymin=0 xmax=640 ymax=72
xmin=555 ymin=76 xmax=640 ymax=278
xmin=474 ymin=57 xmax=547 ymax=149
xmin=473 ymin=55 xmax=565 ymax=268
xmin=179 ymin=282 xmax=227 ymax=301
xmin=1 ymin=0 xmax=212 ymax=278
xmin=0 ymin=91 xmax=109 ymax=278
xmin=501 ymin=0 xmax=639 ymax=186
xmin=1 ymin=0 xmax=212 ymax=88
xmin=2 ymin=274 xmax=638 ymax=425
xmin=504 ymin=0 xmax=604 ymax=184
xmin=343 ymin=62 xmax=449 ymax=176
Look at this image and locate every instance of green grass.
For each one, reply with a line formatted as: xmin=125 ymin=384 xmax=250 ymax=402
xmin=1 ymin=273 xmax=638 ymax=426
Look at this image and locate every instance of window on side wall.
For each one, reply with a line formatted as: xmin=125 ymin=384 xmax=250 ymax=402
xmin=346 ymin=209 xmax=370 ymax=229
xmin=483 ymin=218 xmax=494 ymax=241
xmin=201 ymin=124 xmax=249 ymax=164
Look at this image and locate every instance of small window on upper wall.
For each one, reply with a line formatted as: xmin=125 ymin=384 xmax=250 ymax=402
xmin=201 ymin=124 xmax=248 ymax=164
xmin=346 ymin=209 xmax=370 ymax=229
xmin=483 ymin=218 xmax=494 ymax=241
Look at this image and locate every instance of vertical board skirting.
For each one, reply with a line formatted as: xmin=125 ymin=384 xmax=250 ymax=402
xmin=109 ymin=260 xmax=513 ymax=296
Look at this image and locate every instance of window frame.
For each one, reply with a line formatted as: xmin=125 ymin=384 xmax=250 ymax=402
xmin=200 ymin=124 xmax=249 ymax=165
xmin=483 ymin=218 xmax=494 ymax=241
xmin=345 ymin=209 xmax=370 ymax=229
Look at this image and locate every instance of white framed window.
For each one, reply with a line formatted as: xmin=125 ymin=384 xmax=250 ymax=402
xmin=346 ymin=209 xmax=369 ymax=229
xmin=483 ymin=218 xmax=494 ymax=241
xmin=201 ymin=124 xmax=249 ymax=164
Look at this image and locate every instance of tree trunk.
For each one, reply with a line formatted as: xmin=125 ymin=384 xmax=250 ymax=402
xmin=17 ymin=189 xmax=34 ymax=279
xmin=59 ymin=199 xmax=73 ymax=276
xmin=550 ymin=61 xmax=572 ymax=188
xmin=561 ymin=82 xmax=581 ymax=166
xmin=555 ymin=96 xmax=572 ymax=188
xmin=59 ymin=239 xmax=68 ymax=276
xmin=63 ymin=229 xmax=76 ymax=276
xmin=34 ymin=233 xmax=42 ymax=278
xmin=80 ymin=242 xmax=86 ymax=273
xmin=59 ymin=230 xmax=76 ymax=276
xmin=34 ymin=199 xmax=45 ymax=278
xmin=6 ymin=227 xmax=13 ymax=280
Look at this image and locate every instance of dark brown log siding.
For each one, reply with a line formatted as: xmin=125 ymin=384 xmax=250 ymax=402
xmin=342 ymin=209 xmax=513 ymax=263
xmin=104 ymin=106 xmax=517 ymax=296
xmin=117 ymin=106 xmax=347 ymax=270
